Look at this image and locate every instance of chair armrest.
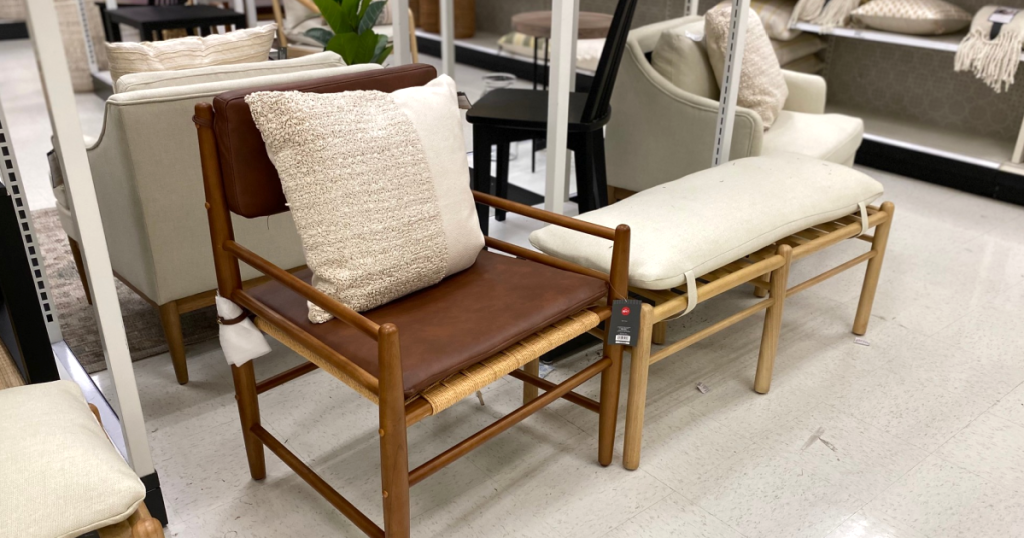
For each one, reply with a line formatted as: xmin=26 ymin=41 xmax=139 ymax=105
xmin=782 ymin=70 xmax=827 ymax=114
xmin=473 ymin=190 xmax=618 ymax=240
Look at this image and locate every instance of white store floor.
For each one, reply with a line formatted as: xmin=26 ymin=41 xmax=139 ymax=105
xmin=4 ymin=40 xmax=1024 ymax=538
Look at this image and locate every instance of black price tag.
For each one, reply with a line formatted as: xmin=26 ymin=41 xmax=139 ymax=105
xmin=607 ymin=299 xmax=642 ymax=347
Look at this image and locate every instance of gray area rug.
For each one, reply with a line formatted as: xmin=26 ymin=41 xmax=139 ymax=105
xmin=34 ymin=208 xmax=218 ymax=373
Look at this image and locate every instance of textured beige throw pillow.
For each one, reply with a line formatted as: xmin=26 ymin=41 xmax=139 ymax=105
xmin=705 ymin=5 xmax=789 ymax=129
xmin=852 ymin=0 xmax=971 ymax=35
xmin=246 ymin=76 xmax=484 ymax=322
xmin=106 ymin=24 xmax=276 ymax=84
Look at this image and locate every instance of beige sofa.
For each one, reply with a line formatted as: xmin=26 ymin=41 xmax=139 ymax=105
xmin=605 ymin=17 xmax=864 ymax=194
xmin=55 ymin=53 xmax=381 ymax=384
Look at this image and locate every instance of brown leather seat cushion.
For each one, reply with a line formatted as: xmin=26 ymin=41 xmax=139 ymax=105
xmin=247 ymin=251 xmax=607 ymax=397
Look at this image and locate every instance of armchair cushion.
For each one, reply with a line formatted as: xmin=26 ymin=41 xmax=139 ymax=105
xmin=0 ymin=381 xmax=146 ymax=538
xmin=651 ymin=20 xmax=719 ymax=99
xmin=530 ymin=155 xmax=883 ymax=290
xmin=247 ymin=251 xmax=607 ymax=397
xmin=762 ymin=110 xmax=863 ymax=164
xmin=245 ymin=76 xmax=484 ymax=320
xmin=781 ymin=69 xmax=827 ymax=113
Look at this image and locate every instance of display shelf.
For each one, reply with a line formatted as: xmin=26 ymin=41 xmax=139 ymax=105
xmin=827 ymin=102 xmax=1016 ymax=168
xmin=793 ymin=22 xmax=1024 ymax=62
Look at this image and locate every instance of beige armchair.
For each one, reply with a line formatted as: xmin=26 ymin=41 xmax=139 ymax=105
xmin=606 ymin=17 xmax=864 ymax=195
xmin=55 ymin=53 xmax=381 ymax=384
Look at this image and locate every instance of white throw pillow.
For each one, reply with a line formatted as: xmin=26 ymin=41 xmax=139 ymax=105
xmin=245 ymin=76 xmax=484 ymax=322
xmin=705 ymin=4 xmax=789 ymax=128
xmin=852 ymin=0 xmax=971 ymax=35
xmin=114 ymin=51 xmax=344 ymax=93
xmin=106 ymin=24 xmax=276 ymax=84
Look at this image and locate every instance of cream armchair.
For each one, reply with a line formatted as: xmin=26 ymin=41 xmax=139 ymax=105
xmin=55 ymin=53 xmax=380 ymax=384
xmin=606 ymin=17 xmax=864 ymax=194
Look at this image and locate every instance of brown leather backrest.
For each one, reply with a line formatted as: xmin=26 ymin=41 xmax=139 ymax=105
xmin=212 ymin=64 xmax=438 ymax=218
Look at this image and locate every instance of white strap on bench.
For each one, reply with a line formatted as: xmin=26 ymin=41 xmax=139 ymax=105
xmin=857 ymin=202 xmax=870 ymax=237
xmin=664 ymin=270 xmax=699 ymax=321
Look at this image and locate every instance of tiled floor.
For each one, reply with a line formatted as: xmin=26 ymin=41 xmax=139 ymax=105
xmin=4 ymin=38 xmax=1024 ymax=538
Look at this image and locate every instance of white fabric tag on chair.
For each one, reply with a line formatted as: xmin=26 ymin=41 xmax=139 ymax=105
xmin=857 ymin=201 xmax=870 ymax=237
xmin=216 ymin=295 xmax=272 ymax=366
xmin=665 ymin=270 xmax=699 ymax=321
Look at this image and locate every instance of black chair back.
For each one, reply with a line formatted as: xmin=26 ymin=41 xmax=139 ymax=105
xmin=581 ymin=0 xmax=640 ymax=124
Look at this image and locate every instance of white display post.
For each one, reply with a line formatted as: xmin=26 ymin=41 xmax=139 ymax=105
xmin=544 ymin=0 xmax=578 ymax=214
xmin=390 ymin=0 xmax=412 ymax=65
xmin=24 ymin=0 xmax=155 ymax=477
xmin=711 ymin=0 xmax=751 ymax=166
xmin=438 ymin=0 xmax=455 ymax=75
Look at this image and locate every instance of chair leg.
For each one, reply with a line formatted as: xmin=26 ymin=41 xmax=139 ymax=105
xmin=754 ymin=245 xmax=793 ymax=394
xmin=753 ymin=275 xmax=769 ymax=298
xmin=650 ymin=296 xmax=667 ymax=345
xmin=574 ymin=136 xmax=595 ymax=214
xmin=379 ymin=324 xmax=411 ymax=538
xmin=853 ymin=201 xmax=895 ymax=336
xmin=67 ymin=237 xmax=93 ymax=305
xmin=522 ymin=359 xmax=539 ymax=404
xmin=157 ymin=301 xmax=188 ymax=385
xmin=623 ymin=304 xmax=654 ymax=471
xmin=592 ymin=132 xmax=609 ymax=208
xmin=408 ymin=7 xmax=419 ymax=63
xmin=472 ymin=127 xmax=491 ymax=235
xmin=598 ymin=330 xmax=625 ymax=467
xmin=231 ymin=362 xmax=266 ymax=480
xmin=495 ymin=142 xmax=511 ymax=221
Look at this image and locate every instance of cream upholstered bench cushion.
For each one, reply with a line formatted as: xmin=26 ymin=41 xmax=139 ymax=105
xmin=530 ymin=155 xmax=884 ymax=290
xmin=0 ymin=381 xmax=146 ymax=538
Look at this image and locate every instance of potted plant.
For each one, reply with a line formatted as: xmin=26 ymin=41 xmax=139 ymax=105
xmin=304 ymin=0 xmax=393 ymax=65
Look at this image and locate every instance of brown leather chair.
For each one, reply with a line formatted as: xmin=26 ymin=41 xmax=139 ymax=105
xmin=193 ymin=64 xmax=632 ymax=537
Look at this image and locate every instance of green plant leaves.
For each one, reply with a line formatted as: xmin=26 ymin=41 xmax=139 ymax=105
xmin=312 ymin=0 xmax=345 ymax=33
xmin=359 ymin=1 xmax=387 ymax=35
xmin=327 ymin=29 xmax=381 ymax=65
xmin=370 ymin=34 xmax=391 ymax=63
xmin=303 ymin=27 xmax=334 ymax=47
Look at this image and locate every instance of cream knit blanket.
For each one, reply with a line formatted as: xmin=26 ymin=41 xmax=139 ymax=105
xmin=955 ymin=6 xmax=1024 ymax=93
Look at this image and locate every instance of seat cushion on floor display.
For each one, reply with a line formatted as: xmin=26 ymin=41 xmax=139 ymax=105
xmin=114 ymin=51 xmax=345 ymax=93
xmin=0 ymin=381 xmax=146 ymax=538
xmin=247 ymin=251 xmax=608 ymax=397
xmin=245 ymin=76 xmax=484 ymax=321
xmin=762 ymin=110 xmax=864 ymax=164
xmin=106 ymin=24 xmax=277 ymax=84
xmin=530 ymin=155 xmax=883 ymax=290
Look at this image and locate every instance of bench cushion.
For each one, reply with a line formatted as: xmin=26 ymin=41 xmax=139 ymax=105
xmin=530 ymin=155 xmax=884 ymax=290
xmin=0 ymin=381 xmax=146 ymax=538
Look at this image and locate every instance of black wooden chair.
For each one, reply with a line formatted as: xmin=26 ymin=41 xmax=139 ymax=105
xmin=467 ymin=0 xmax=639 ymax=234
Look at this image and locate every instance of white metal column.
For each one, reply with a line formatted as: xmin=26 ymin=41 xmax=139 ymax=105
xmin=24 ymin=0 xmax=155 ymax=477
xmin=711 ymin=0 xmax=750 ymax=166
xmin=544 ymin=0 xmax=577 ymax=214
xmin=390 ymin=0 xmax=412 ymax=65
xmin=562 ymin=0 xmax=579 ymax=202
xmin=438 ymin=0 xmax=455 ymax=75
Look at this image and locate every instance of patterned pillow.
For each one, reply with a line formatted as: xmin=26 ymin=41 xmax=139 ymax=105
xmin=772 ymin=33 xmax=826 ymax=65
xmin=245 ymin=76 xmax=484 ymax=322
xmin=720 ymin=0 xmax=803 ymax=41
xmin=851 ymin=0 xmax=971 ymax=35
xmin=705 ymin=4 xmax=790 ymax=129
xmin=106 ymin=25 xmax=276 ymax=84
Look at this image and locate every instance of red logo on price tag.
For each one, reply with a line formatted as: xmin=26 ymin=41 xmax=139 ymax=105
xmin=621 ymin=306 xmax=631 ymax=316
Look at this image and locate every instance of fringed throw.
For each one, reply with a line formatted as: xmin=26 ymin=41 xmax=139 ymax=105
xmin=789 ymin=0 xmax=862 ymax=30
xmin=955 ymin=6 xmax=1024 ymax=93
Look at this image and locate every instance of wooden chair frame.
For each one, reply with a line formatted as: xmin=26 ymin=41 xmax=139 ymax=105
xmin=621 ymin=201 xmax=895 ymax=470
xmin=194 ymin=103 xmax=631 ymax=538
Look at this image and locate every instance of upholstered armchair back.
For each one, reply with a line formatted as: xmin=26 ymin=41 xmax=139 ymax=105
xmin=83 ymin=62 xmax=382 ymax=305
xmin=605 ymin=17 xmax=763 ymax=193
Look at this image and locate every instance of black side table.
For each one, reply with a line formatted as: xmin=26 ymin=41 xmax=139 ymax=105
xmin=107 ymin=5 xmax=246 ymax=42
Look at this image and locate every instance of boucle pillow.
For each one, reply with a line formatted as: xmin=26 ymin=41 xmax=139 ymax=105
xmin=719 ymin=0 xmax=803 ymax=41
xmin=772 ymin=33 xmax=826 ymax=65
xmin=245 ymin=76 xmax=484 ymax=322
xmin=852 ymin=0 xmax=971 ymax=35
xmin=651 ymin=22 xmax=721 ymax=99
xmin=106 ymin=24 xmax=276 ymax=84
xmin=705 ymin=5 xmax=789 ymax=128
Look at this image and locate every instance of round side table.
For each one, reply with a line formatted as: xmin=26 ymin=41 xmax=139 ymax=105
xmin=510 ymin=10 xmax=612 ymax=90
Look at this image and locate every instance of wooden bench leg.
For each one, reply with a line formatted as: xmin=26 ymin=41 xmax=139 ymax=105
xmin=754 ymin=245 xmax=793 ymax=394
xmin=379 ymin=324 xmax=411 ymax=538
xmin=157 ymin=301 xmax=188 ymax=385
xmin=522 ymin=359 xmax=539 ymax=404
xmin=68 ymin=237 xmax=93 ymax=305
xmin=853 ymin=201 xmax=895 ymax=336
xmin=752 ymin=274 xmax=769 ymax=298
xmin=231 ymin=362 xmax=266 ymax=480
xmin=623 ymin=303 xmax=654 ymax=471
